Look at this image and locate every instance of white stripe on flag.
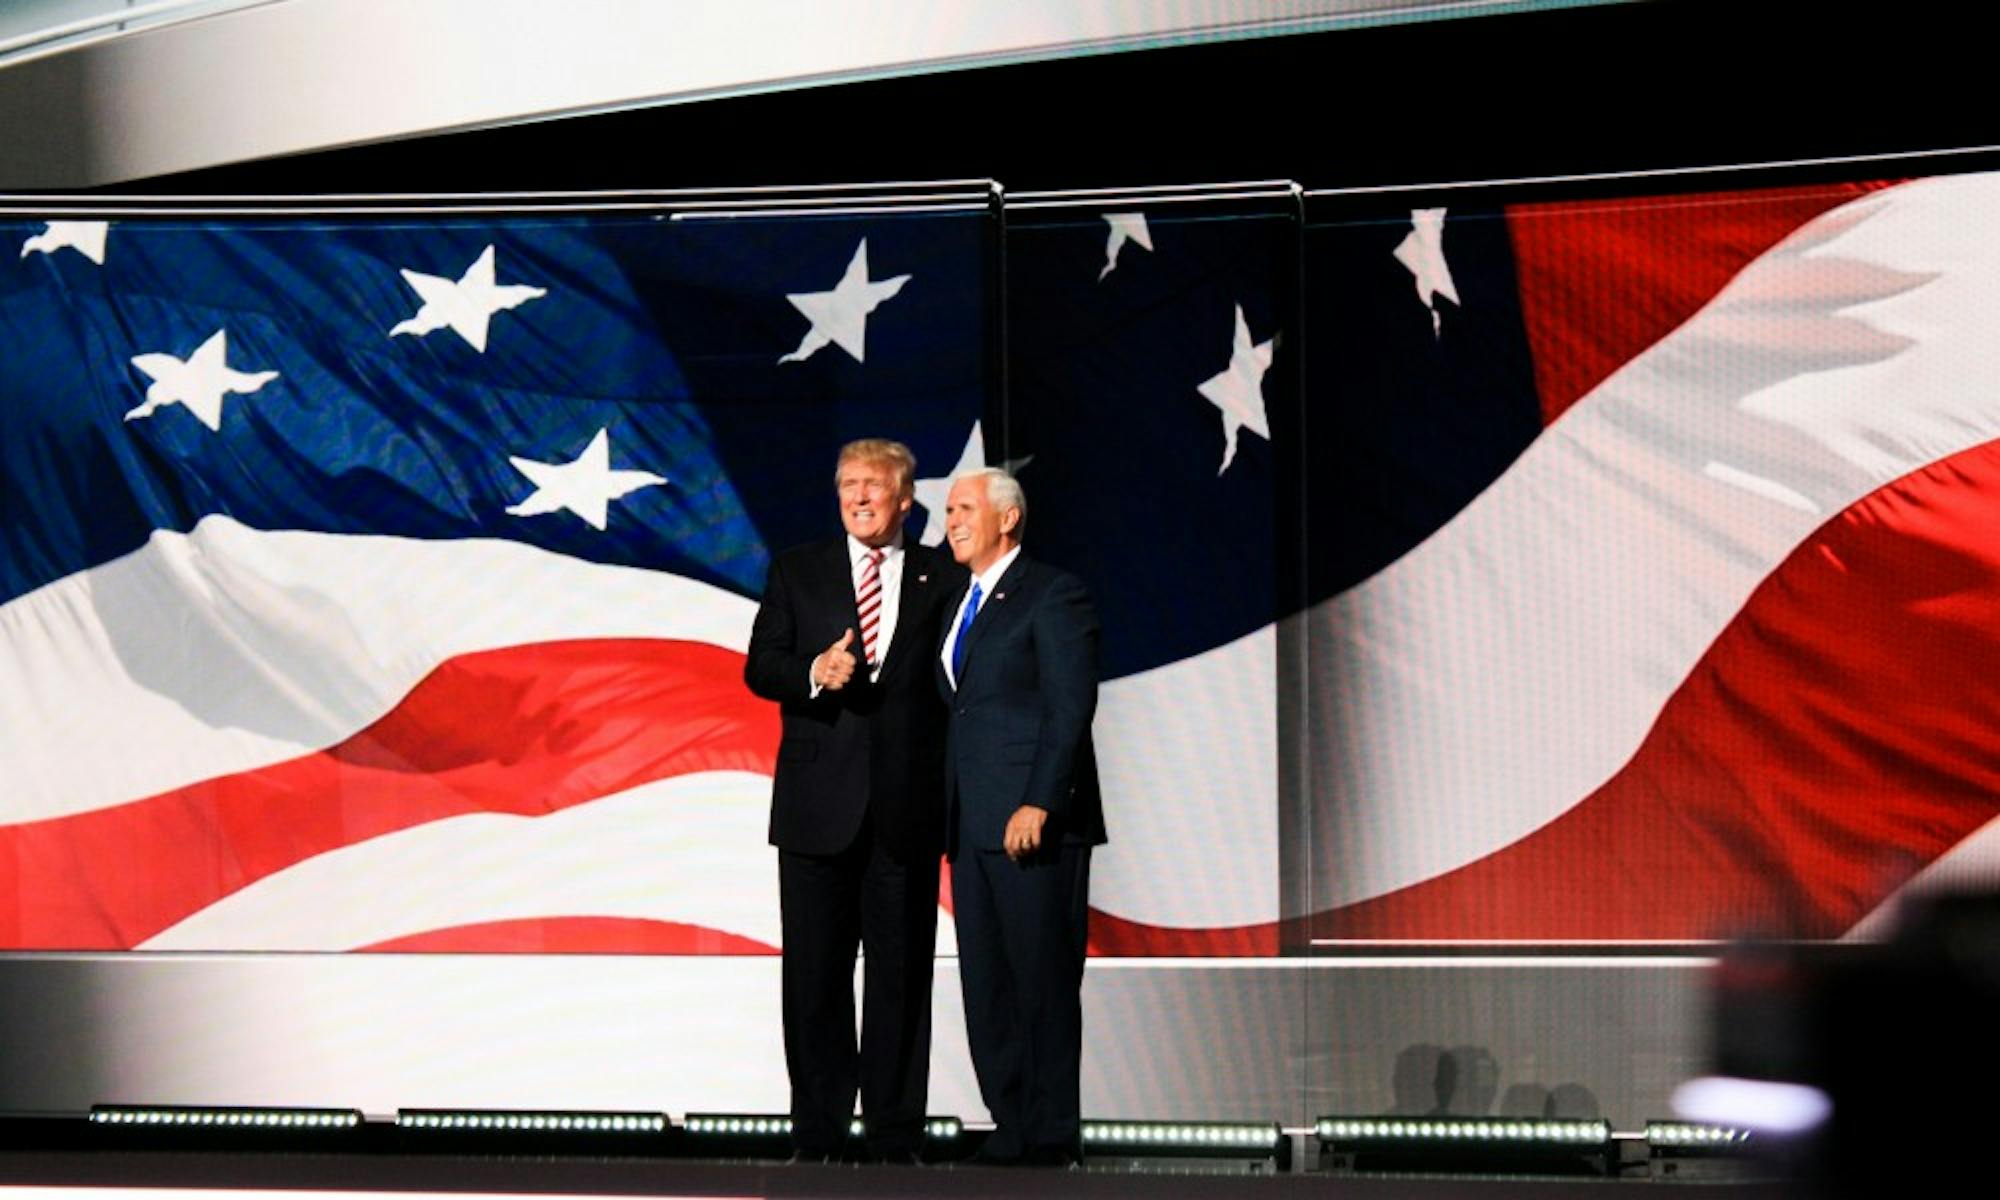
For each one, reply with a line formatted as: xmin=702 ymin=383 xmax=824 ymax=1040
xmin=137 ymin=768 xmax=962 ymax=956
xmin=140 ymin=771 xmax=780 ymax=951
xmin=0 ymin=518 xmax=757 ymax=824
xmin=1312 ymin=174 xmax=2000 ymax=909
xmin=1093 ymin=623 xmax=1277 ymax=928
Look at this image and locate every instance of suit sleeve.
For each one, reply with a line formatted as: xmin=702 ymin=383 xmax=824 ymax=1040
xmin=744 ymin=554 xmax=819 ymax=705
xmin=1022 ymin=570 xmax=1100 ymax=818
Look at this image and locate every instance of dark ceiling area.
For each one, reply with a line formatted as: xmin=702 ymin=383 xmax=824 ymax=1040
xmin=125 ymin=0 xmax=1987 ymax=197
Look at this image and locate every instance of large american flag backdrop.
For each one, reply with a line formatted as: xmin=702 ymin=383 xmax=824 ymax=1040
xmin=9 ymin=169 xmax=2000 ymax=958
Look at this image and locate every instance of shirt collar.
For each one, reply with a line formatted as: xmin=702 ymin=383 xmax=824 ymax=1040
xmin=974 ymin=544 xmax=1022 ymax=595
xmin=847 ymin=532 xmax=904 ymax=566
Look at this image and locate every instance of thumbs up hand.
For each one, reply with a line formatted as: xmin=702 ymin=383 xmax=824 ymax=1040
xmin=814 ymin=628 xmax=858 ymax=691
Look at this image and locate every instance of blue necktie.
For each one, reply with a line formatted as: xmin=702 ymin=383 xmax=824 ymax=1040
xmin=951 ymin=581 xmax=982 ymax=684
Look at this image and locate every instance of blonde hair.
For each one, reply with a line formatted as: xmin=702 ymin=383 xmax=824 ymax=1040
xmin=835 ymin=438 xmax=916 ymax=498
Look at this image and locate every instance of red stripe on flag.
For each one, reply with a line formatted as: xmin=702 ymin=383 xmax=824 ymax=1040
xmin=1314 ymin=438 xmax=2000 ymax=941
xmin=1508 ymin=181 xmax=1890 ymax=426
xmin=362 ymin=916 xmax=777 ymax=955
xmin=0 ymin=639 xmax=777 ymax=950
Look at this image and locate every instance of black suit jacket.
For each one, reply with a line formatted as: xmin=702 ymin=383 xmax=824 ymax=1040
xmin=745 ymin=538 xmax=965 ymax=861
xmin=938 ymin=553 xmax=1106 ymax=858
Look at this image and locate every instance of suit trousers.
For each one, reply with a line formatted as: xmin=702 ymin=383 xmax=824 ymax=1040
xmin=951 ymin=841 xmax=1091 ymax=1157
xmin=778 ymin=821 xmax=939 ymax=1155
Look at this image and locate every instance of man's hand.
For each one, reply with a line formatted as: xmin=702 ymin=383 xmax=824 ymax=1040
xmin=813 ymin=628 xmax=858 ymax=691
xmin=1003 ymin=805 xmax=1049 ymax=862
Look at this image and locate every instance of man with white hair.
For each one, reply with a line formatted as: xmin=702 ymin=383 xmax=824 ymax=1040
xmin=937 ymin=467 xmax=1105 ymax=1168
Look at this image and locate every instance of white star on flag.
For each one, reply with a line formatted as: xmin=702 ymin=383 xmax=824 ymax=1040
xmin=778 ymin=238 xmax=910 ymax=364
xmin=390 ymin=244 xmax=547 ymax=353
xmin=125 ymin=330 xmax=279 ymax=432
xmin=21 ymin=221 xmax=109 ymax=265
xmin=1196 ymin=305 xmax=1274 ymax=475
xmin=505 ymin=428 xmax=666 ymax=531
xmin=1098 ymin=212 xmax=1153 ymax=281
xmin=1393 ymin=207 xmax=1460 ymax=336
xmin=915 ymin=422 xmax=988 ymax=547
xmin=913 ymin=422 xmax=1037 ymax=546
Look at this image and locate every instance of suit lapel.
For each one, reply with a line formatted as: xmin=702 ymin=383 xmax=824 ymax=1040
xmin=822 ymin=539 xmax=864 ymax=646
xmin=874 ymin=545 xmax=932 ymax=677
xmin=955 ymin=554 xmax=1028 ymax=688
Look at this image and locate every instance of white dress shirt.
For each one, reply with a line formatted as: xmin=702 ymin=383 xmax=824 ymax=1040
xmin=850 ymin=533 xmax=906 ymax=680
xmin=941 ymin=543 xmax=1020 ymax=689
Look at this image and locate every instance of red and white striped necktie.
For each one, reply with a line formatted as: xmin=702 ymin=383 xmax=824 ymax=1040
xmin=856 ymin=548 xmax=885 ymax=669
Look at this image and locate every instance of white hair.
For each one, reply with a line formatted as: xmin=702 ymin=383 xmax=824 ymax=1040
xmin=959 ymin=467 xmax=1026 ymax=537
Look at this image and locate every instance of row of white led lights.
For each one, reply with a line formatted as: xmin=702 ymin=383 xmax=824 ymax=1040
xmin=86 ymin=1107 xmax=1750 ymax=1151
xmin=88 ymin=1108 xmax=964 ymax=1140
xmin=90 ymin=1110 xmax=360 ymax=1128
xmin=1084 ymin=1123 xmax=1280 ymax=1147
xmin=1314 ymin=1118 xmax=1752 ymax=1146
xmin=399 ymin=1112 xmax=668 ymax=1132
xmin=679 ymin=1116 xmax=962 ymax=1139
xmin=666 ymin=1116 xmax=1277 ymax=1146
xmin=90 ymin=1108 xmax=665 ymax=1133
xmin=1316 ymin=1118 xmax=1610 ymax=1144
xmin=90 ymin=1107 xmax=1276 ymax=1147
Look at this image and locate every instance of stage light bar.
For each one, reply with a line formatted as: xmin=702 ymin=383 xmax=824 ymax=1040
xmin=1315 ymin=1116 xmax=1613 ymax=1176
xmin=1084 ymin=1120 xmax=1284 ymax=1150
xmin=1646 ymin=1121 xmax=1752 ymax=1148
xmin=1315 ymin=1117 xmax=1610 ymax=1144
xmin=397 ymin=1109 xmax=667 ymax=1134
xmin=90 ymin=1105 xmax=362 ymax=1130
xmin=925 ymin=1117 xmax=963 ymax=1140
xmin=680 ymin=1114 xmax=795 ymax=1137
xmin=1644 ymin=1120 xmax=1760 ymax=1180
xmin=1080 ymin=1119 xmax=1289 ymax=1170
xmin=680 ymin=1114 xmax=962 ymax=1140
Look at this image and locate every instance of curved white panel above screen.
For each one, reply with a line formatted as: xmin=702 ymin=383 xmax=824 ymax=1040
xmin=0 ymin=0 xmax=1620 ymax=189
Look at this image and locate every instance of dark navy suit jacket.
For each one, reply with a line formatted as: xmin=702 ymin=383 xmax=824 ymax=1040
xmin=937 ymin=553 xmax=1106 ymax=858
xmin=745 ymin=538 xmax=964 ymax=862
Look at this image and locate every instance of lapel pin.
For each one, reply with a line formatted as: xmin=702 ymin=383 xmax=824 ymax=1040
xmin=918 ymin=574 xmax=928 ymax=583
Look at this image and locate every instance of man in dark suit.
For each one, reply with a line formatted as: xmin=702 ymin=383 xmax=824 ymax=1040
xmin=936 ymin=468 xmax=1104 ymax=1168
xmin=744 ymin=438 xmax=965 ymax=1163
